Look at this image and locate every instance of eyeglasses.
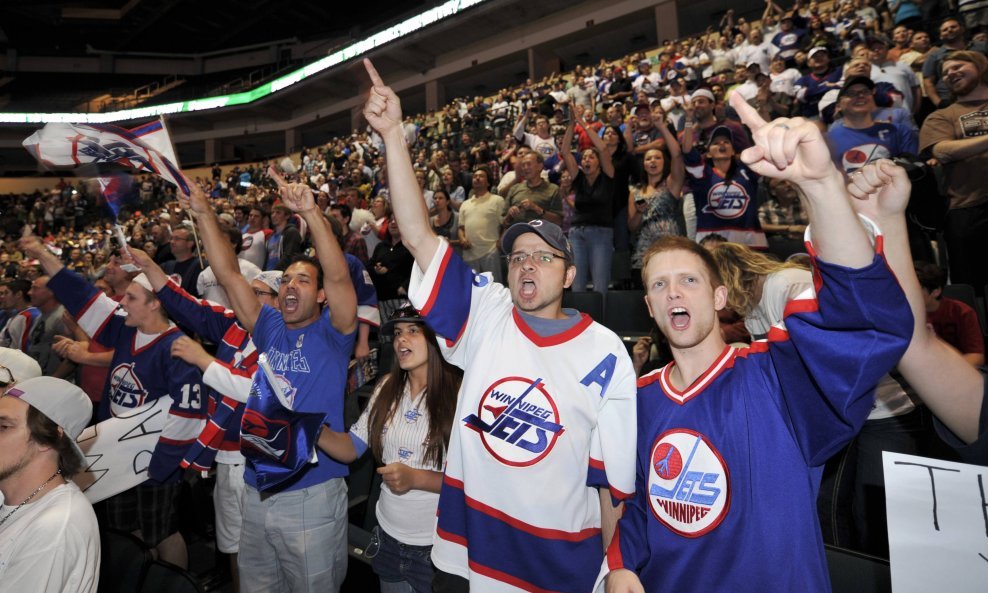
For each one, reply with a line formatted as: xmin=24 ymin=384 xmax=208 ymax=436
xmin=841 ymin=89 xmax=873 ymax=99
xmin=505 ymin=250 xmax=566 ymax=266
xmin=253 ymin=289 xmax=278 ymax=298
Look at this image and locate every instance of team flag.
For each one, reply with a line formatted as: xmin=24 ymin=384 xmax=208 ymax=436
xmin=22 ymin=120 xmax=189 ymax=196
xmin=241 ymin=356 xmax=325 ymax=491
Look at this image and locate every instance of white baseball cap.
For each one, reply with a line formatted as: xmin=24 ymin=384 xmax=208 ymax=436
xmin=4 ymin=377 xmax=92 ymax=465
xmin=0 ymin=348 xmax=42 ymax=385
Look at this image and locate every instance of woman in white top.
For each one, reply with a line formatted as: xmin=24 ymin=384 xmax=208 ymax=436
xmin=318 ymin=306 xmax=461 ymax=593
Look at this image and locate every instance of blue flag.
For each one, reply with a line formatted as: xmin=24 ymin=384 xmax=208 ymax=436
xmin=240 ymin=370 xmax=325 ymax=491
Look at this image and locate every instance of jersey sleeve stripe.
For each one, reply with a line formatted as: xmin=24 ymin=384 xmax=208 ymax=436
xmin=419 ymin=242 xmax=454 ymax=317
xmin=357 ymin=304 xmax=381 ymax=327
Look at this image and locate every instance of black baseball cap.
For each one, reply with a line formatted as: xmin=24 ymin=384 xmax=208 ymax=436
xmin=838 ymin=76 xmax=876 ymax=98
xmin=380 ymin=304 xmax=428 ymax=339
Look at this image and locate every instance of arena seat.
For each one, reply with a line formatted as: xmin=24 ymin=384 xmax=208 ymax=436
xmin=139 ymin=559 xmax=206 ymax=593
xmin=603 ymin=290 xmax=654 ymax=342
xmin=563 ymin=290 xmax=604 ymax=321
xmin=99 ymin=529 xmax=153 ymax=593
xmin=824 ymin=544 xmax=891 ymax=593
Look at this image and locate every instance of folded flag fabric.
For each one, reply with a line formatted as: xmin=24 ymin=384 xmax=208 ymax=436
xmin=241 ymin=363 xmax=325 ymax=491
xmin=22 ymin=121 xmax=189 ymax=196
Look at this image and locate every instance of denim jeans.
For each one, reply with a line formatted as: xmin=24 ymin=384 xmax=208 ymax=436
xmin=372 ymin=528 xmax=435 ymax=593
xmin=569 ymin=225 xmax=614 ymax=294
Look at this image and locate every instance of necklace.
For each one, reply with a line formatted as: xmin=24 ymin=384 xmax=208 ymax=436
xmin=0 ymin=469 xmax=62 ymax=529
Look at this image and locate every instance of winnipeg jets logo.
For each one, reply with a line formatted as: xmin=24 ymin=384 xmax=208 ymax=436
xmin=463 ymin=376 xmax=564 ymax=467
xmin=703 ymin=182 xmax=750 ymax=219
xmin=648 ymin=429 xmax=730 ymax=537
xmin=109 ymin=363 xmax=149 ymax=409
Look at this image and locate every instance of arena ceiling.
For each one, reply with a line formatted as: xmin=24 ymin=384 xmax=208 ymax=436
xmin=0 ymin=0 xmax=424 ymax=55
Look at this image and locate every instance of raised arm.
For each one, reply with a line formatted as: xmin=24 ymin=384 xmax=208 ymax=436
xmin=730 ymin=92 xmax=872 ymax=268
xmin=657 ymin=118 xmax=685 ymax=196
xmin=177 ymin=178 xmax=261 ymax=332
xmin=126 ymin=248 xmax=169 ymax=291
xmin=270 ymin=167 xmax=357 ymax=335
xmin=847 ymin=160 xmax=984 ymax=443
xmin=513 ymin=110 xmax=529 ymax=143
xmin=560 ymin=120 xmax=579 ymax=179
xmin=575 ymin=105 xmax=614 ymax=177
xmin=363 ymin=59 xmax=440 ymax=270
xmin=19 ymin=236 xmax=64 ymax=277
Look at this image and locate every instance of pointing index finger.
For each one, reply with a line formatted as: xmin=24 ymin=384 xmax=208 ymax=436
xmin=267 ymin=165 xmax=289 ymax=189
xmin=729 ymin=91 xmax=767 ymax=132
xmin=364 ymin=58 xmax=385 ymax=88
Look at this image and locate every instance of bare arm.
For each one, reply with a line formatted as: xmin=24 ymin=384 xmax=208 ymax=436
xmin=317 ymin=425 xmax=359 ymax=463
xmin=923 ymin=78 xmax=941 ymax=107
xmin=847 ymin=160 xmax=984 ymax=443
xmin=599 ymin=490 xmax=623 ymax=550
xmin=513 ymin=111 xmax=529 ymax=143
xmin=658 ymin=120 xmax=686 ymax=197
xmin=363 ymin=59 xmax=441 ymax=271
xmin=561 ymin=121 xmax=580 ymax=179
xmin=125 ymin=248 xmax=168 ymax=291
xmin=299 ymin=203 xmax=358 ymax=335
xmin=930 ymin=134 xmax=988 ymax=164
xmin=177 ymin=179 xmax=262 ymax=332
xmin=19 ymin=236 xmax=64 ymax=277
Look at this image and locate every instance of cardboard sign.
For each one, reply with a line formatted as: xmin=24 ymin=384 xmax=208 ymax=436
xmin=72 ymin=397 xmax=171 ymax=503
xmin=884 ymin=451 xmax=988 ymax=593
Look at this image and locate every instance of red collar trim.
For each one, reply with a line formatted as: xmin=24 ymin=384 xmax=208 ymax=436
xmin=659 ymin=346 xmax=737 ymax=405
xmin=512 ymin=308 xmax=593 ymax=347
xmin=131 ymin=326 xmax=180 ymax=356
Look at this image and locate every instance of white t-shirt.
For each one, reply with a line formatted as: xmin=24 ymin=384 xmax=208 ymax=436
xmin=770 ymin=68 xmax=803 ymax=96
xmin=197 ymin=259 xmax=262 ymax=308
xmin=349 ymin=379 xmax=441 ymax=546
xmin=0 ymin=481 xmax=100 ymax=593
xmin=240 ymin=229 xmax=268 ymax=270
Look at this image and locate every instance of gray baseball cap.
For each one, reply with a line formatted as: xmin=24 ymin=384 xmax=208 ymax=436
xmin=501 ymin=219 xmax=573 ymax=261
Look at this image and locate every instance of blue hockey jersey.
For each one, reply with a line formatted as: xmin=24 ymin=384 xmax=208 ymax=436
xmin=605 ymin=251 xmax=912 ymax=592
xmin=49 ymin=268 xmax=206 ymax=484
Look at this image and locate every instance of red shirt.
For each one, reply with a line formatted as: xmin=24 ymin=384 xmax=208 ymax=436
xmin=928 ymin=297 xmax=985 ymax=355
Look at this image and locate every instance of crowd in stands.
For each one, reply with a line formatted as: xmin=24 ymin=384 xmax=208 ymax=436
xmin=2 ymin=0 xmax=988 ymax=591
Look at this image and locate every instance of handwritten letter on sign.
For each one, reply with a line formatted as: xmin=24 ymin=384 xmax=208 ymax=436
xmin=72 ymin=397 xmax=172 ymax=504
xmin=884 ymin=452 xmax=988 ymax=593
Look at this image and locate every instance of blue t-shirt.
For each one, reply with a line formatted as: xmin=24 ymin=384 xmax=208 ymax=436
xmin=243 ymin=305 xmax=356 ymax=491
xmin=828 ymin=122 xmax=918 ymax=173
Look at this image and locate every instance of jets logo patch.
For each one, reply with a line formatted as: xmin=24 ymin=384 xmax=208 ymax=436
xmin=109 ymin=363 xmax=149 ymax=409
xmin=463 ymin=376 xmax=564 ymax=467
xmin=648 ymin=428 xmax=730 ymax=537
xmin=703 ymin=182 xmax=750 ymax=219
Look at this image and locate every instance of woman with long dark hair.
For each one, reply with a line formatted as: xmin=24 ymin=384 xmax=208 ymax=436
xmin=628 ymin=119 xmax=686 ymax=277
xmin=318 ymin=306 xmax=461 ymax=593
